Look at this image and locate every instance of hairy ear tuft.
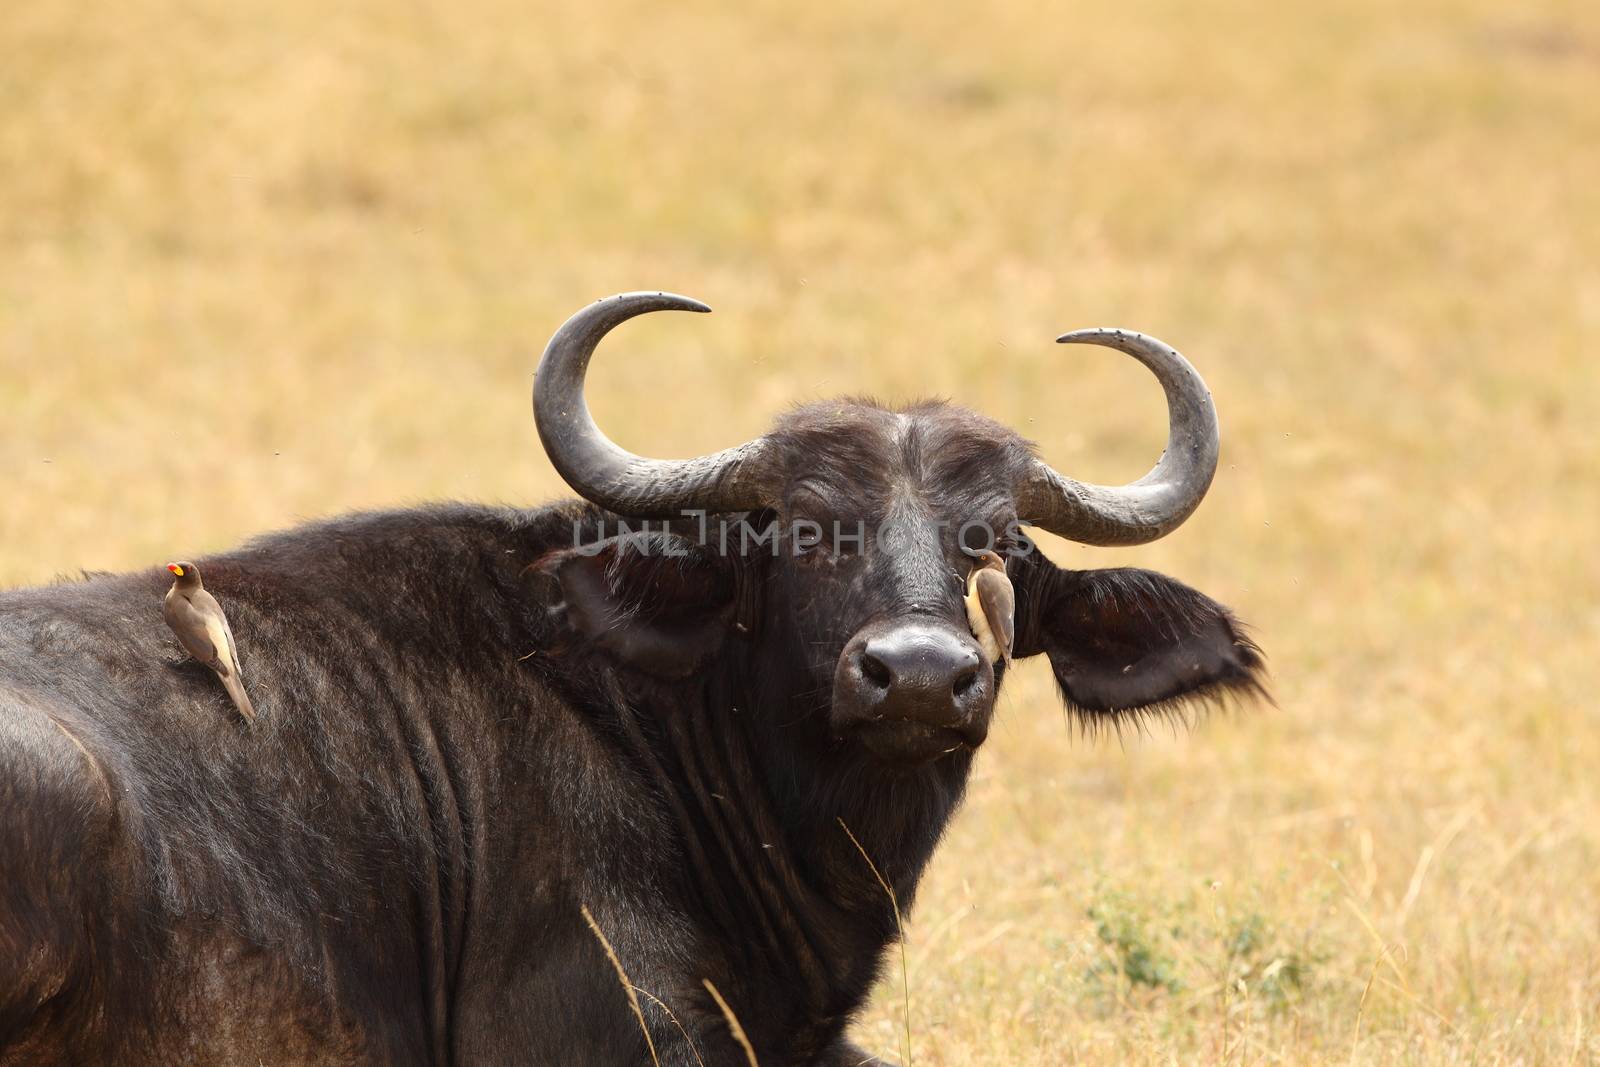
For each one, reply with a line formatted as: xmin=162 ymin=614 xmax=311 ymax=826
xmin=1019 ymin=564 xmax=1269 ymax=734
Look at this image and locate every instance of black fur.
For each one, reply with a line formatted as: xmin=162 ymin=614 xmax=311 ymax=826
xmin=0 ymin=400 xmax=1266 ymax=1065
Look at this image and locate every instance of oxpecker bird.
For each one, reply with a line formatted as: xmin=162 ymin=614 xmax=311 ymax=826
xmin=964 ymin=549 xmax=1015 ymax=666
xmin=163 ymin=561 xmax=257 ymax=722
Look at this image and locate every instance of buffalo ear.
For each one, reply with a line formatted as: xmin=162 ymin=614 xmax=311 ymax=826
xmin=537 ymin=530 xmax=737 ymax=679
xmin=1015 ymin=561 xmax=1267 ymax=725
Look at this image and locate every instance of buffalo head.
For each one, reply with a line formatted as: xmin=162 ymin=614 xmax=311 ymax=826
xmin=533 ymin=293 xmax=1262 ymax=766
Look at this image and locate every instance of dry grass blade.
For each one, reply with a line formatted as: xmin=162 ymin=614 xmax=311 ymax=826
xmin=634 ymin=986 xmax=706 ymax=1067
xmin=838 ymin=817 xmax=912 ymax=1067
xmin=579 ymin=904 xmax=660 ymax=1067
xmin=702 ymin=978 xmax=760 ymax=1067
xmin=1347 ymin=954 xmax=1383 ymax=1067
xmin=46 ymin=715 xmax=112 ymax=804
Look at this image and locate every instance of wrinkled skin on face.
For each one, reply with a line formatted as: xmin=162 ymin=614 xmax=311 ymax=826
xmin=768 ymin=404 xmax=1028 ymax=762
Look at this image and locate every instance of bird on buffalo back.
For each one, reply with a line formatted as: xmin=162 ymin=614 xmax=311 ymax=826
xmin=964 ymin=549 xmax=1015 ymax=666
xmin=162 ymin=561 xmax=257 ymax=723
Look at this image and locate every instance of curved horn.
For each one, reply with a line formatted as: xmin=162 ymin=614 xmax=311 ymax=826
xmin=1019 ymin=328 xmax=1219 ymax=546
xmin=534 ymin=292 xmax=773 ymax=516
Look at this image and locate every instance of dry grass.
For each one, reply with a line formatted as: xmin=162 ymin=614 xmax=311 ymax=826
xmin=3 ymin=0 xmax=1597 ymax=1062
xmin=703 ymin=979 xmax=762 ymax=1067
xmin=580 ymin=904 xmax=662 ymax=1067
xmin=840 ymin=817 xmax=914 ymax=1064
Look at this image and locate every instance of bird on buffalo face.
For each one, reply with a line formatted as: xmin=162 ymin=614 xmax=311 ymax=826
xmin=162 ymin=561 xmax=256 ymax=723
xmin=964 ymin=548 xmax=1015 ymax=666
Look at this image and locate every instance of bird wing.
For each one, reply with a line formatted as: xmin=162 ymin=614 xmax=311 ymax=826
xmin=204 ymin=612 xmax=237 ymax=678
xmin=193 ymin=590 xmax=243 ymax=679
xmin=165 ymin=594 xmax=224 ymax=669
xmin=974 ymin=568 xmax=1016 ymax=662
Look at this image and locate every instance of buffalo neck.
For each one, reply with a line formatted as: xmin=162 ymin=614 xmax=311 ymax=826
xmin=590 ymin=636 xmax=974 ymax=1024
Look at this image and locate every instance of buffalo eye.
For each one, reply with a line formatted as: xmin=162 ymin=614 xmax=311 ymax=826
xmin=957 ymin=514 xmax=1015 ymax=557
xmin=784 ymin=490 xmax=866 ymax=560
xmin=789 ymin=518 xmax=830 ymax=559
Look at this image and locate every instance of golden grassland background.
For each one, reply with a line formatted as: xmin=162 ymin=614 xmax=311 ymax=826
xmin=3 ymin=0 xmax=1597 ymax=1062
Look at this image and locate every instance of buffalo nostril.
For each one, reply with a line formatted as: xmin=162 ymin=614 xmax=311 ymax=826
xmin=951 ymin=664 xmax=980 ymax=699
xmin=859 ymin=650 xmax=893 ymax=690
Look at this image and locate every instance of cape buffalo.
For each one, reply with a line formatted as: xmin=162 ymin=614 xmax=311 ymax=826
xmin=0 ymin=292 xmax=1264 ymax=1065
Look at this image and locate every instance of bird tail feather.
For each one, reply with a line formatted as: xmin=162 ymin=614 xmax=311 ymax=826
xmin=220 ymin=672 xmax=257 ymax=723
